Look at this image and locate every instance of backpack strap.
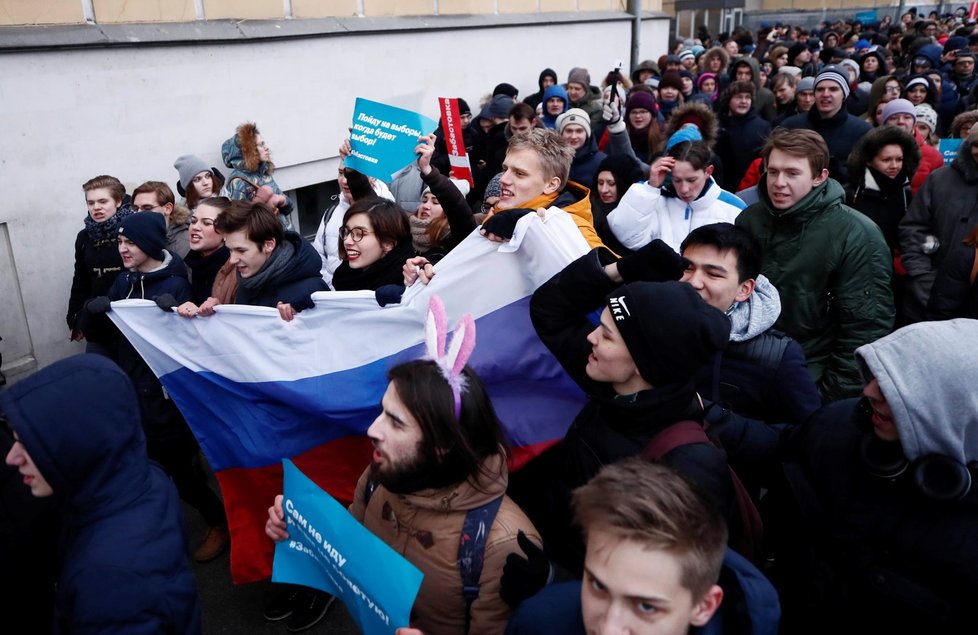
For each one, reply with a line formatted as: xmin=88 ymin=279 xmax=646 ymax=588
xmin=457 ymin=496 xmax=504 ymax=633
xmin=641 ymin=421 xmax=764 ymax=564
xmin=363 ymin=478 xmax=379 ymax=507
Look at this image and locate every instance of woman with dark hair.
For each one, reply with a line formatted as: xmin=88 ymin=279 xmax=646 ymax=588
xmin=604 ymin=90 xmax=661 ymax=164
xmin=331 ymin=198 xmax=413 ymax=292
xmin=846 ymin=126 xmax=921 ymax=319
xmin=903 ymin=75 xmax=938 ymax=108
xmin=409 ymin=134 xmax=478 ymax=262
xmin=176 ymin=197 xmax=238 ymax=316
xmin=607 ymin=138 xmax=744 ymax=252
xmin=173 ymin=154 xmax=225 ymax=210
xmin=926 ymin=224 xmax=978 ymax=319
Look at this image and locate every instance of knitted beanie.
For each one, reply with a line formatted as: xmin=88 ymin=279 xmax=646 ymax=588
xmin=696 ymin=72 xmax=718 ymax=90
xmin=119 ymin=212 xmax=166 ymax=261
xmin=555 ymin=108 xmax=592 ymax=138
xmin=914 ymin=103 xmax=938 ymax=133
xmin=797 ymin=76 xmax=816 ymax=93
xmin=173 ymin=154 xmax=212 ymax=197
xmin=665 ymin=126 xmax=703 ymax=152
xmin=881 ymin=98 xmax=917 ymax=125
xmin=493 ymin=82 xmax=519 ymax=98
xmin=567 ymin=67 xmax=592 ymax=89
xmin=625 ymin=91 xmax=657 ymax=119
xmin=486 ymin=94 xmax=515 ymax=119
xmin=658 ymin=71 xmax=685 ymax=93
xmin=815 ymin=65 xmax=851 ymax=99
xmin=605 ymin=281 xmax=730 ymax=387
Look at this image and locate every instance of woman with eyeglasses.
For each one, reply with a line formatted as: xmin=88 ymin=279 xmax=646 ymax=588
xmin=175 ymin=197 xmax=238 ymax=317
xmin=331 ymin=198 xmax=413 ymax=292
xmin=863 ymin=75 xmax=902 ymax=127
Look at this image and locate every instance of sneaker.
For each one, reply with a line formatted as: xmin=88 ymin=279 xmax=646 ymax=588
xmin=193 ymin=525 xmax=229 ymax=563
xmin=286 ymin=590 xmax=335 ymax=632
xmin=264 ymin=585 xmax=303 ymax=622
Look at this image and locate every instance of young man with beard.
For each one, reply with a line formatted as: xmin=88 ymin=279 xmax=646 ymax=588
xmin=267 ymin=359 xmax=541 ymax=635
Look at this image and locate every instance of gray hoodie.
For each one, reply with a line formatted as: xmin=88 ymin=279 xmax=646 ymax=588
xmin=727 ymin=274 xmax=781 ymax=343
xmin=855 ymin=319 xmax=978 ymax=464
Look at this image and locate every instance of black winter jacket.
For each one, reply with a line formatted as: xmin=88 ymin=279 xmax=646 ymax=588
xmin=234 ymin=233 xmax=328 ymax=308
xmin=780 ymin=106 xmax=873 ymax=183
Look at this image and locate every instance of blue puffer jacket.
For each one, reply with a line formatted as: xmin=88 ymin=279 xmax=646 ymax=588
xmin=0 ymin=355 xmax=201 ymax=635
xmin=567 ymin=136 xmax=606 ymax=192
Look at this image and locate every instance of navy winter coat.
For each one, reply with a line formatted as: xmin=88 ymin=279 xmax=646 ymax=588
xmin=233 ymin=232 xmax=329 ymax=309
xmin=0 ymin=355 xmax=201 ymax=634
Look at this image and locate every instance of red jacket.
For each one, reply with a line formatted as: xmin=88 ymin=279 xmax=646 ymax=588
xmin=912 ymin=130 xmax=945 ymax=195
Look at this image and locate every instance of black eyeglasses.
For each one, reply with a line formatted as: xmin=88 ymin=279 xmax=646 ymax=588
xmin=339 ymin=226 xmax=372 ymax=242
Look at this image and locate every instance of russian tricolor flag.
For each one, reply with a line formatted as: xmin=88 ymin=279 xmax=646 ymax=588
xmin=109 ymin=210 xmax=590 ymax=583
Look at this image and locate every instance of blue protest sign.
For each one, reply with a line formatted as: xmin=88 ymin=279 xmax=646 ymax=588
xmin=346 ymin=98 xmax=438 ymax=182
xmin=273 ymin=460 xmax=424 ymax=635
xmin=855 ymin=10 xmax=877 ymax=24
xmin=940 ymin=138 xmax=962 ymax=166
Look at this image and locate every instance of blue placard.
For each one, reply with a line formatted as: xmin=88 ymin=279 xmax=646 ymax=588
xmin=854 ymin=10 xmax=877 ymax=24
xmin=273 ymin=460 xmax=424 ymax=635
xmin=940 ymin=138 xmax=963 ymax=166
xmin=346 ymin=98 xmax=438 ymax=182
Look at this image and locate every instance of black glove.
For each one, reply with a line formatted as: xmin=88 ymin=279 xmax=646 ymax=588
xmin=344 ymin=168 xmax=373 ymax=201
xmin=155 ymin=294 xmax=179 ymax=312
xmin=500 ymin=530 xmax=553 ymax=609
xmin=85 ymin=296 xmax=112 ymax=314
xmin=375 ymin=284 xmax=405 ymax=307
xmin=615 ymin=239 xmax=689 ymax=283
xmin=482 ymin=209 xmax=535 ymax=240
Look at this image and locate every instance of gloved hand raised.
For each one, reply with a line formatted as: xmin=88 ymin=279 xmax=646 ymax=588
xmin=615 ymin=238 xmax=690 ymax=283
xmin=603 ymin=101 xmax=625 ymax=133
xmin=500 ymin=531 xmax=554 ymax=609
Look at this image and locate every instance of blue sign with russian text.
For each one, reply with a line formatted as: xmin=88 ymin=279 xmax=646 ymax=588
xmin=346 ymin=98 xmax=438 ymax=182
xmin=940 ymin=138 xmax=962 ymax=166
xmin=273 ymin=460 xmax=424 ymax=635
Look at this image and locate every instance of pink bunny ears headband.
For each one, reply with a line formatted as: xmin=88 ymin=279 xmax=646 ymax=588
xmin=424 ymin=295 xmax=476 ymax=420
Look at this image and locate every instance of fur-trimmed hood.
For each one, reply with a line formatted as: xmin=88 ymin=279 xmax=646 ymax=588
xmin=169 ymin=203 xmax=191 ymax=228
xmin=222 ymin=121 xmax=274 ymax=175
xmin=661 ymin=101 xmax=719 ymax=149
xmin=700 ymin=47 xmax=730 ymax=74
xmin=847 ymin=126 xmax=921 ymax=187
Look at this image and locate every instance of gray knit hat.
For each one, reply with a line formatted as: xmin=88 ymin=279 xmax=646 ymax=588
xmin=567 ymin=67 xmax=592 ymax=90
xmin=173 ymin=154 xmax=223 ymax=197
xmin=815 ymin=65 xmax=851 ymax=100
xmin=555 ymin=108 xmax=592 ymax=138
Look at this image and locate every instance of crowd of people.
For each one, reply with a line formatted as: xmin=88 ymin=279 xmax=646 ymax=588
xmin=3 ymin=7 xmax=978 ymax=635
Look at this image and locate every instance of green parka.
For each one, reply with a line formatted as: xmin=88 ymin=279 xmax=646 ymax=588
xmin=736 ymin=177 xmax=895 ymax=401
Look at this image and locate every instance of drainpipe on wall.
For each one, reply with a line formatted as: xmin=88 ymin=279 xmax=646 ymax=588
xmin=629 ymin=0 xmax=642 ymax=71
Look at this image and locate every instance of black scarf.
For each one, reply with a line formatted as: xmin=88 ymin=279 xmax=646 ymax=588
xmin=184 ymin=245 xmax=230 ymax=305
xmin=332 ymin=240 xmax=415 ymax=292
xmin=83 ymin=205 xmax=133 ymax=243
xmin=237 ymin=240 xmax=295 ymax=292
